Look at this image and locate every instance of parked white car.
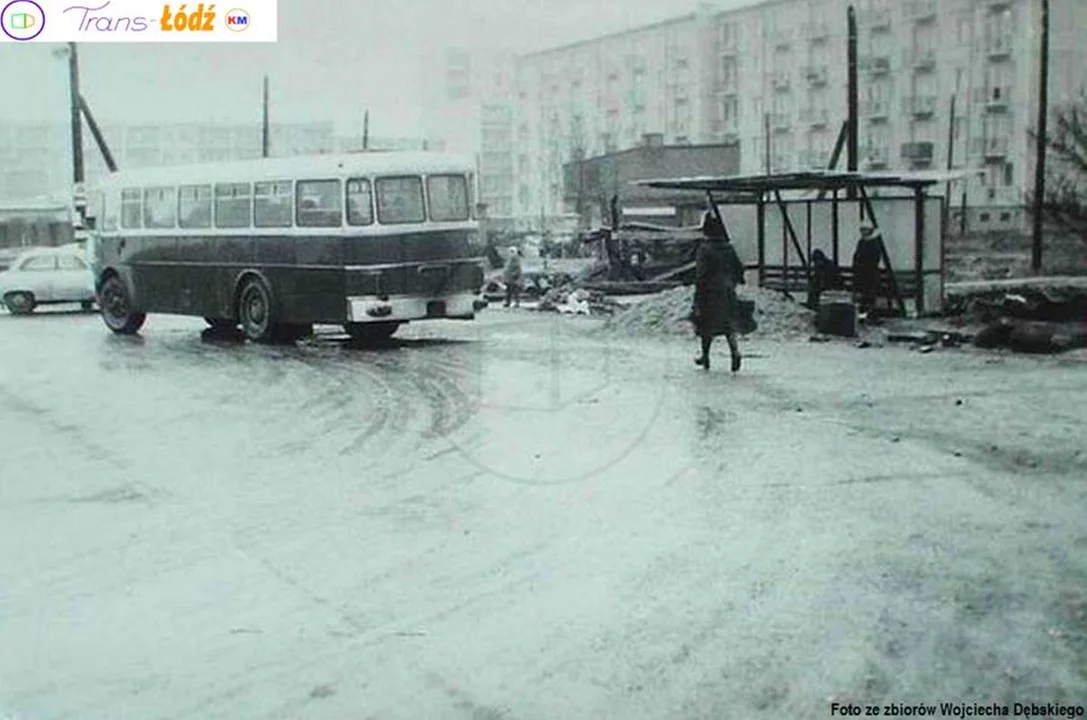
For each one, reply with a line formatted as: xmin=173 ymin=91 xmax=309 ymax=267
xmin=0 ymin=247 xmax=96 ymax=315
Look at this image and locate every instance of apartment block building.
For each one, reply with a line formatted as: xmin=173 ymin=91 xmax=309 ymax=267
xmin=510 ymin=0 xmax=1087 ymax=228
xmin=421 ymin=49 xmax=517 ymax=219
xmin=0 ymin=121 xmax=338 ymax=201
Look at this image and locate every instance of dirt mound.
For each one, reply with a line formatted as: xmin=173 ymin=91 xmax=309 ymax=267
xmin=605 ymin=285 xmax=815 ymax=340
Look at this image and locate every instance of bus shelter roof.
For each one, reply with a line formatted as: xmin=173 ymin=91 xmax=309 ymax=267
xmin=632 ymin=169 xmax=973 ymax=194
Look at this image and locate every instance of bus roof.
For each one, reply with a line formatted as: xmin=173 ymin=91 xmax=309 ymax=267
xmin=92 ymin=151 xmax=477 ymax=189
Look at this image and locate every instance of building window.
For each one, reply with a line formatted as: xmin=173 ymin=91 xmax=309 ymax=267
xmin=1003 ymin=163 xmax=1014 ymax=187
xmin=1000 ymin=212 xmax=1011 ymax=222
xmin=979 ymin=212 xmax=991 ymax=222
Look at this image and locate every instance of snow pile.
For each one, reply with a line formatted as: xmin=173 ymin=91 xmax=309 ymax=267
xmin=605 ymin=285 xmax=816 ymax=340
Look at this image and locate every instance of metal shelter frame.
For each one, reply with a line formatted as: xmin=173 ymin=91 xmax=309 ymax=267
xmin=634 ymin=169 xmax=970 ymax=316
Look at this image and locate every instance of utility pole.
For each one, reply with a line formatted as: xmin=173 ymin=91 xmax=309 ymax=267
xmin=945 ymin=94 xmax=957 ymax=233
xmin=362 ymin=109 xmax=369 ymax=150
xmin=764 ymin=112 xmax=771 ymax=174
xmin=67 ymin=42 xmax=86 ymax=226
xmin=261 ymin=74 xmax=270 ymax=158
xmin=1031 ymin=0 xmax=1049 ymax=272
xmin=846 ymin=6 xmax=858 ymax=199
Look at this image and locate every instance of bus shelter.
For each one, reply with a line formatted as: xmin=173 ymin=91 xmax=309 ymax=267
xmin=633 ymin=170 xmax=969 ymax=317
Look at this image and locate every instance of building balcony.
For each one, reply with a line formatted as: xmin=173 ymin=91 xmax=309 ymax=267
xmin=802 ymin=65 xmax=829 ymax=86
xmin=863 ymin=99 xmax=890 ymax=120
xmin=720 ymin=131 xmax=741 ymax=146
xmin=864 ymin=146 xmax=890 ymax=168
xmin=800 ymin=107 xmax=831 ymax=128
xmin=771 ymin=154 xmax=792 ymax=173
xmin=771 ymin=29 xmax=793 ymax=49
xmin=986 ymin=34 xmax=1013 ymax=58
xmin=984 ymin=137 xmax=1009 ymax=159
xmin=865 ymin=55 xmax=892 ymax=75
xmin=906 ymin=0 xmax=937 ymax=22
xmin=986 ymin=87 xmax=1012 ymax=111
xmin=865 ymin=9 xmax=892 ymax=31
xmin=805 ymin=22 xmax=830 ymax=43
xmin=905 ymin=95 xmax=937 ymax=117
xmin=901 ymin=141 xmax=935 ymax=164
xmin=770 ymin=113 xmax=792 ymax=131
xmin=801 ymin=149 xmax=831 ymax=168
xmin=908 ymin=48 xmax=937 ymax=70
xmin=772 ymin=72 xmax=792 ymax=91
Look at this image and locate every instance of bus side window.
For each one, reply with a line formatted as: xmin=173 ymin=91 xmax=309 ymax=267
xmin=178 ymin=185 xmax=212 ymax=228
xmin=215 ymin=183 xmax=252 ymax=228
xmin=102 ymin=193 xmax=119 ymax=231
xmin=121 ymin=188 xmax=142 ymax=229
xmin=254 ymin=181 xmax=293 ymax=227
xmin=426 ymin=175 xmax=470 ymax=221
xmin=375 ymin=176 xmax=425 ymax=224
xmin=346 ymin=178 xmax=373 ymax=226
xmin=296 ymin=179 xmax=342 ymax=227
xmin=144 ymin=187 xmax=177 ymax=229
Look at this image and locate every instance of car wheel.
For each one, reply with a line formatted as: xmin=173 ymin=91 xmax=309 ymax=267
xmin=3 ymin=291 xmax=35 ymax=315
xmin=237 ymin=277 xmax=276 ymax=343
xmin=98 ymin=276 xmax=146 ymax=334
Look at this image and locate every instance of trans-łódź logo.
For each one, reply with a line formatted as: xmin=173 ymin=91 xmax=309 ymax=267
xmin=2 ymin=0 xmax=45 ymax=41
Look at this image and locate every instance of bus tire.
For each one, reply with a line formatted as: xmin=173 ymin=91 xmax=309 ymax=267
xmin=237 ymin=276 xmax=276 ymax=343
xmin=344 ymin=321 xmax=399 ymax=344
xmin=98 ymin=276 xmax=145 ymax=334
xmin=4 ymin=291 xmax=35 ymax=315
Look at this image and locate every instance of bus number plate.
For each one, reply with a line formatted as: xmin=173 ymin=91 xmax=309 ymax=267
xmin=426 ymin=301 xmax=446 ymax=317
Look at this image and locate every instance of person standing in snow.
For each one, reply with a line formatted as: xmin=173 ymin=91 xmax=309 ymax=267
xmin=503 ymin=247 xmax=523 ymax=308
xmin=690 ymin=211 xmax=744 ymax=372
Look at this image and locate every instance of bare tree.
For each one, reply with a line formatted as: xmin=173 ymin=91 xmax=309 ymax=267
xmin=1031 ymin=91 xmax=1087 ymax=236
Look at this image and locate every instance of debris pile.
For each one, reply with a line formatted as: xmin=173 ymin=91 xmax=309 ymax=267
xmin=604 ymin=285 xmax=816 ymax=340
xmin=538 ymin=286 xmax=621 ymax=316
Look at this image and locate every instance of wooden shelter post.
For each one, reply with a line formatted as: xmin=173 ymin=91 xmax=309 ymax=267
xmin=914 ymin=185 xmax=926 ymax=316
xmin=756 ymin=193 xmax=766 ymax=284
xmin=831 ymin=188 xmax=840 ymax=264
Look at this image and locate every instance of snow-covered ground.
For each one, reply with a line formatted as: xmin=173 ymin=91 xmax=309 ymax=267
xmin=1 ymin=307 xmax=1085 ymax=718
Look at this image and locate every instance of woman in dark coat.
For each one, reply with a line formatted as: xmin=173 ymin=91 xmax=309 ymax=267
xmin=691 ymin=211 xmax=745 ymax=372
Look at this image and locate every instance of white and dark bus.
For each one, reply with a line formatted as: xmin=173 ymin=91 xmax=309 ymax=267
xmin=87 ymin=152 xmax=487 ymax=342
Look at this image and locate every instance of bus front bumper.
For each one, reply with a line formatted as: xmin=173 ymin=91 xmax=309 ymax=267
xmin=346 ymin=292 xmax=482 ymax=323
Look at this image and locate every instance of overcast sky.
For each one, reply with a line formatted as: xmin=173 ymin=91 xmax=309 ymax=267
xmin=0 ymin=0 xmax=755 ymax=137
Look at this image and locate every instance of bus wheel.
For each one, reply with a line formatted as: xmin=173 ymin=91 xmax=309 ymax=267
xmin=98 ymin=276 xmax=145 ymax=334
xmin=344 ymin=321 xmax=399 ymax=344
xmin=3 ymin=292 xmax=35 ymax=315
xmin=237 ymin=277 xmax=276 ymax=343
